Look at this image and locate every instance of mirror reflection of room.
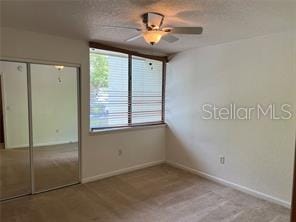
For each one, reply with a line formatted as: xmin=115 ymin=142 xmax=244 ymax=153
xmin=0 ymin=61 xmax=31 ymax=200
xmin=31 ymin=64 xmax=79 ymax=192
xmin=0 ymin=61 xmax=79 ymax=200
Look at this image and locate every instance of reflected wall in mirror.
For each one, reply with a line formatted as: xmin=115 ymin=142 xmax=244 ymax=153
xmin=0 ymin=61 xmax=31 ymax=200
xmin=30 ymin=64 xmax=79 ymax=192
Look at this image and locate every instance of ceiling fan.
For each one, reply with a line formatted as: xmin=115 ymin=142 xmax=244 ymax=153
xmin=102 ymin=12 xmax=203 ymax=45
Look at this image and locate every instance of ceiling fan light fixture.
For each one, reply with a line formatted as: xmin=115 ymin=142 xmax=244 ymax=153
xmin=122 ymin=12 xmax=203 ymax=45
xmin=143 ymin=30 xmax=165 ymax=45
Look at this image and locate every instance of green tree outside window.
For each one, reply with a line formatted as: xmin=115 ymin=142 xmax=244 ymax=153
xmin=90 ymin=54 xmax=109 ymax=88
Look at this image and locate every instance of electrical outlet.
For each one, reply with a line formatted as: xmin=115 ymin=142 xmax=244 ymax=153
xmin=219 ymin=156 xmax=225 ymax=165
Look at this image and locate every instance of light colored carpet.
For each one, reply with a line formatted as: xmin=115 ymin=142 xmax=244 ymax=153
xmin=0 ymin=143 xmax=79 ymax=200
xmin=0 ymin=147 xmax=31 ymax=199
xmin=0 ymin=164 xmax=290 ymax=222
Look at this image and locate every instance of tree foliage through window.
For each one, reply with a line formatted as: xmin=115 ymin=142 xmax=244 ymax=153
xmin=90 ymin=54 xmax=109 ymax=88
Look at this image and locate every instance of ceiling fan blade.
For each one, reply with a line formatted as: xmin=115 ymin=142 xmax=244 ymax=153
xmin=162 ymin=34 xmax=179 ymax=43
xmin=100 ymin=25 xmax=142 ymax=31
xmin=126 ymin=34 xmax=143 ymax=42
xmin=168 ymin=27 xmax=203 ymax=34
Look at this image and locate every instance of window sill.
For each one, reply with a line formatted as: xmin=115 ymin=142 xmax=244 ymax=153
xmin=89 ymin=123 xmax=167 ymax=135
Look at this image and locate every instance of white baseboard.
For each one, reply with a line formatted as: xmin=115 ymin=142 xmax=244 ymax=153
xmin=166 ymin=161 xmax=291 ymax=209
xmin=82 ymin=160 xmax=165 ymax=184
xmin=35 ymin=140 xmax=78 ymax=147
xmin=5 ymin=140 xmax=78 ymax=149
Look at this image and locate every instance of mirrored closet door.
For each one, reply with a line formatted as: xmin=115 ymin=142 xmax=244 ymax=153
xmin=0 ymin=60 xmax=80 ymax=200
xmin=30 ymin=64 xmax=79 ymax=192
xmin=0 ymin=61 xmax=31 ymax=200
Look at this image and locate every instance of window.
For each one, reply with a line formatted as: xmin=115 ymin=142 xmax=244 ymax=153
xmin=132 ymin=56 xmax=163 ymax=124
xmin=90 ymin=50 xmax=128 ymax=129
xmin=90 ymin=48 xmax=165 ymax=130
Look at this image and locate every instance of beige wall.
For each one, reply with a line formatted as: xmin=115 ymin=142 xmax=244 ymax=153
xmin=166 ymin=31 xmax=296 ymax=207
xmin=0 ymin=27 xmax=166 ymax=180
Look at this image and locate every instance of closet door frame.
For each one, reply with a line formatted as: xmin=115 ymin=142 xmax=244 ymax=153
xmin=0 ymin=58 xmax=81 ymax=199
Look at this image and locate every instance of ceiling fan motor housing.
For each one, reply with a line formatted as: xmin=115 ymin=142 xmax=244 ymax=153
xmin=142 ymin=12 xmax=164 ymax=30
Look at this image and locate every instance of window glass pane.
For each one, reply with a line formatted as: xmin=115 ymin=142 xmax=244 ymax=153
xmin=90 ymin=49 xmax=128 ymax=129
xmin=132 ymin=56 xmax=162 ymax=124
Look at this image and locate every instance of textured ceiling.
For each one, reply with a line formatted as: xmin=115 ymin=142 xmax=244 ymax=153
xmin=1 ymin=0 xmax=295 ymax=55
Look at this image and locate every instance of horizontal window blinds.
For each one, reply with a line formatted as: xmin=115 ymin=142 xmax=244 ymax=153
xmin=90 ymin=49 xmax=164 ymax=130
xmin=132 ymin=56 xmax=162 ymax=124
xmin=90 ymin=50 xmax=128 ymax=129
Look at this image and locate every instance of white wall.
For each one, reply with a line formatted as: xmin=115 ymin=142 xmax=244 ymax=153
xmin=0 ymin=61 xmax=29 ymax=148
xmin=30 ymin=64 xmax=78 ymax=146
xmin=0 ymin=27 xmax=166 ymax=179
xmin=166 ymin=31 xmax=296 ymax=206
xmin=0 ymin=62 xmax=78 ymax=148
